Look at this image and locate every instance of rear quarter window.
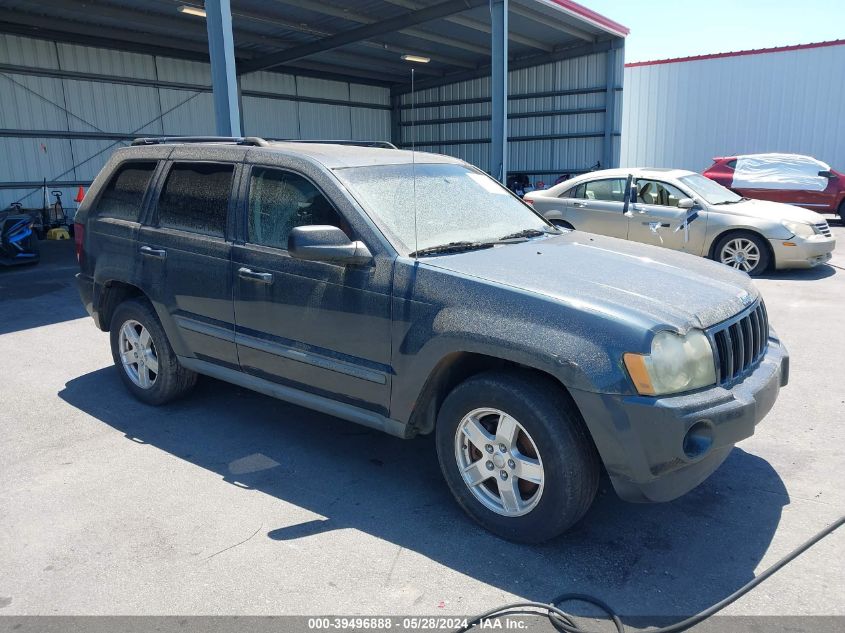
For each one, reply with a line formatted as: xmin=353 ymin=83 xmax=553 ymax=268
xmin=95 ymin=161 xmax=157 ymax=221
xmin=156 ymin=162 xmax=234 ymax=238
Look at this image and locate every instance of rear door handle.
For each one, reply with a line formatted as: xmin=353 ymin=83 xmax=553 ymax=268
xmin=238 ymin=267 xmax=273 ymax=284
xmin=139 ymin=245 xmax=166 ymax=259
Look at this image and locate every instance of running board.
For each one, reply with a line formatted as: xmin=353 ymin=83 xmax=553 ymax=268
xmin=178 ymin=356 xmax=411 ymax=439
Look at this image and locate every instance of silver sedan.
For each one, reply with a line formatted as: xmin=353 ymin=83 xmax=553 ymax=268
xmin=524 ymin=168 xmax=836 ymax=276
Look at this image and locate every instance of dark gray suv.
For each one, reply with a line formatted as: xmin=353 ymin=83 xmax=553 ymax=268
xmin=75 ymin=137 xmax=789 ymax=542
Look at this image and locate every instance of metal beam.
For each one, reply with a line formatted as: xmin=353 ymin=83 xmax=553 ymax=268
xmin=399 ymin=107 xmax=605 ymax=126
xmin=490 ymin=0 xmax=508 ymax=183
xmin=510 ymin=4 xmax=595 ymax=42
xmin=271 ymin=0 xmax=491 ymax=56
xmin=602 ymin=43 xmax=619 ymax=168
xmin=238 ymin=0 xmax=486 ymax=75
xmin=399 ymin=86 xmax=616 ymax=109
xmin=399 ymin=131 xmax=619 ymax=147
xmin=392 ymin=39 xmax=613 ymax=94
xmin=205 ymin=0 xmax=241 ymax=136
xmin=382 ymin=0 xmax=553 ymax=52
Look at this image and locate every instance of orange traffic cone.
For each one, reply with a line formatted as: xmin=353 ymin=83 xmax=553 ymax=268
xmin=75 ymin=186 xmax=85 ymax=203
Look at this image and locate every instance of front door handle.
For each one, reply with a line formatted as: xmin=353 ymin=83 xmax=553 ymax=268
xmin=238 ymin=267 xmax=273 ymax=284
xmin=139 ymin=245 xmax=166 ymax=259
xmin=573 ymin=201 xmax=587 ymax=208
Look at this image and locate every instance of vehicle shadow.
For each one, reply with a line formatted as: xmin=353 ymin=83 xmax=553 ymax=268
xmin=757 ymin=264 xmax=836 ymax=281
xmin=59 ymin=368 xmax=789 ymax=621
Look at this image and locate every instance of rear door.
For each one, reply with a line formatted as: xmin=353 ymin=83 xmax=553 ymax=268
xmin=231 ymin=163 xmax=393 ymax=414
xmin=138 ymin=158 xmax=240 ymax=368
xmin=563 ymin=177 xmax=629 ymax=238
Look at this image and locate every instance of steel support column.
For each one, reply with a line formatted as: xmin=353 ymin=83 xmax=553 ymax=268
xmin=603 ymin=41 xmax=622 ymax=168
xmin=205 ymin=0 xmax=241 ymax=136
xmin=490 ymin=0 xmax=508 ymax=182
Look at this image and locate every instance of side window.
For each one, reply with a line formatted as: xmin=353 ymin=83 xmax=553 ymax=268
xmin=95 ymin=161 xmax=156 ymax=221
xmin=583 ymin=178 xmax=626 ymax=202
xmin=635 ymin=180 xmax=687 ymax=207
xmin=156 ymin=163 xmax=234 ymax=237
xmin=726 ymin=159 xmax=737 ymax=169
xmin=561 ymin=183 xmax=585 ymax=199
xmin=247 ymin=167 xmax=348 ymax=250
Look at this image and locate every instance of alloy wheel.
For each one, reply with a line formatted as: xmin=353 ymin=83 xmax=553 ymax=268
xmin=719 ymin=237 xmax=761 ymax=273
xmin=118 ymin=319 xmax=159 ymax=389
xmin=454 ymin=407 xmax=545 ymax=517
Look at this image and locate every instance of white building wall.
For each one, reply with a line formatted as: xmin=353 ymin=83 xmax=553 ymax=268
xmin=621 ymin=42 xmax=845 ymax=172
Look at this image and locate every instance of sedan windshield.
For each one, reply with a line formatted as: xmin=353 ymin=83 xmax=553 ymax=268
xmin=679 ymin=173 xmax=743 ymax=205
xmin=334 ymin=163 xmax=551 ymax=255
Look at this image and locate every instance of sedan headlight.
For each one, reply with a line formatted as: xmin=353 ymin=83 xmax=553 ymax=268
xmin=623 ymin=330 xmax=716 ymax=396
xmin=782 ymin=220 xmax=816 ymax=238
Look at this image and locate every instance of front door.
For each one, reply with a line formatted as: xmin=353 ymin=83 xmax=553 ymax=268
xmin=231 ymin=165 xmax=392 ymax=415
xmin=626 ymin=178 xmax=707 ymax=255
xmin=138 ymin=160 xmax=239 ymax=368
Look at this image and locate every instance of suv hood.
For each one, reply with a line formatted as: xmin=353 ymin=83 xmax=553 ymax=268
xmin=423 ymin=233 xmax=759 ymax=331
xmin=716 ymin=198 xmax=825 ymax=223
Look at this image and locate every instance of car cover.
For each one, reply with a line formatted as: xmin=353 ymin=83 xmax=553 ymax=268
xmin=732 ymin=153 xmax=830 ymax=192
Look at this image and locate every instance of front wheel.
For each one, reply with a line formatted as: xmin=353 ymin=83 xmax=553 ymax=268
xmin=714 ymin=232 xmax=770 ymax=276
xmin=838 ymin=200 xmax=845 ymax=225
xmin=435 ymin=371 xmax=599 ymax=543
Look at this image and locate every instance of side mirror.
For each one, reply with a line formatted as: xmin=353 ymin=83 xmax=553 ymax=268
xmin=677 ymin=197 xmax=695 ymax=209
xmin=288 ymin=225 xmax=372 ymax=265
xmin=818 ymin=170 xmax=836 ymax=179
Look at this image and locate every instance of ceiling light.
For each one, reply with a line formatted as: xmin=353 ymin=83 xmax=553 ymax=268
xmin=178 ymin=5 xmax=207 ymax=18
xmin=401 ymin=54 xmax=431 ymax=64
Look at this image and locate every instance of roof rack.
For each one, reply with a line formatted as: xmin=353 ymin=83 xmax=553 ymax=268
xmin=130 ymin=137 xmax=397 ymax=150
xmin=131 ymin=136 xmax=269 ymax=146
xmin=275 ymin=140 xmax=397 ymax=149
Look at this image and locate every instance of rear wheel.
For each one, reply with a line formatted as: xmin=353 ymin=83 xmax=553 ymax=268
xmin=110 ymin=299 xmax=196 ymax=405
xmin=435 ymin=371 xmax=599 ymax=543
xmin=714 ymin=231 xmax=770 ymax=276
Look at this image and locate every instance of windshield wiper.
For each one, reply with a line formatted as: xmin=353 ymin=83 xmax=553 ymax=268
xmin=497 ymin=228 xmax=556 ymax=241
xmin=409 ymin=241 xmax=496 ymax=258
xmin=713 ymin=199 xmax=744 ymax=205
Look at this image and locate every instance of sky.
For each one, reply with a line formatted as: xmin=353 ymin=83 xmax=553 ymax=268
xmin=582 ymin=0 xmax=844 ymax=63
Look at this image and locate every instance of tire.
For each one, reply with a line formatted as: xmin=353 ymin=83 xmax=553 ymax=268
xmin=838 ymin=200 xmax=845 ymax=225
xmin=435 ymin=370 xmax=599 ymax=543
xmin=109 ymin=298 xmax=197 ymax=405
xmin=713 ymin=231 xmax=770 ymax=276
xmin=551 ymin=219 xmax=574 ymax=231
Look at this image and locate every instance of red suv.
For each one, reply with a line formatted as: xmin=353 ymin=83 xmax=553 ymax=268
xmin=704 ymin=153 xmax=845 ymax=222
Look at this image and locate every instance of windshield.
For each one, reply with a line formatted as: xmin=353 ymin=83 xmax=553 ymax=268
xmin=334 ymin=163 xmax=550 ymax=254
xmin=679 ymin=173 xmax=743 ymax=205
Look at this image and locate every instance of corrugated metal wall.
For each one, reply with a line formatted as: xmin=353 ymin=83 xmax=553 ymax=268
xmin=620 ymin=43 xmax=845 ymax=172
xmin=0 ymin=34 xmax=391 ymax=209
xmin=398 ymin=47 xmax=624 ymax=185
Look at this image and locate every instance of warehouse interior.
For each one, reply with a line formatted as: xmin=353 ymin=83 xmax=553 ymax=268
xmin=0 ymin=0 xmax=627 ymax=210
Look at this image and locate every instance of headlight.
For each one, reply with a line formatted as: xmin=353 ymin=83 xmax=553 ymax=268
xmin=782 ymin=220 xmax=815 ymax=238
xmin=623 ymin=330 xmax=716 ymax=396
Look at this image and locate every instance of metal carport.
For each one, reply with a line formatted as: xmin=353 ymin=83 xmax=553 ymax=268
xmin=0 ymin=0 xmax=627 ymax=208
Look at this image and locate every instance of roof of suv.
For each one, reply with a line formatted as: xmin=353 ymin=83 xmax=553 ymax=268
xmin=119 ymin=140 xmax=463 ymax=170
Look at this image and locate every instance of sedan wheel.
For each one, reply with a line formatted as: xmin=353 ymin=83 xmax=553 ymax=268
xmin=118 ymin=319 xmax=159 ymax=389
xmin=454 ymin=407 xmax=545 ymax=517
xmin=719 ymin=237 xmax=762 ymax=273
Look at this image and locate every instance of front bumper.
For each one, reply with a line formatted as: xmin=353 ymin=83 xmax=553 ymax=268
xmin=569 ymin=337 xmax=789 ymax=503
xmin=770 ymin=235 xmax=835 ymax=269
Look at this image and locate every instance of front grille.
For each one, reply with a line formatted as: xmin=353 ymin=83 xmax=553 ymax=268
xmin=709 ymin=301 xmax=769 ymax=385
xmin=815 ymin=221 xmax=831 ymax=237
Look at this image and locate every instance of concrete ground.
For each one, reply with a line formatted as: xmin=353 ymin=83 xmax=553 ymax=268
xmin=0 ymin=226 xmax=843 ymax=625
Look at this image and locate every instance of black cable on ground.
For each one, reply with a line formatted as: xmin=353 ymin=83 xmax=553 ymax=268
xmin=457 ymin=515 xmax=844 ymax=633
